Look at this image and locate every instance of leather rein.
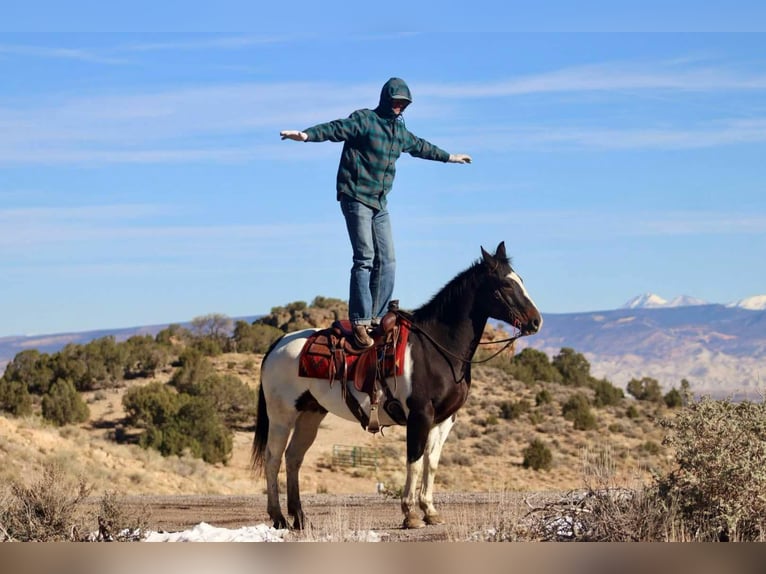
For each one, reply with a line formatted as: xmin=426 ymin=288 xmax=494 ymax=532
xmin=393 ymin=286 xmax=527 ymax=369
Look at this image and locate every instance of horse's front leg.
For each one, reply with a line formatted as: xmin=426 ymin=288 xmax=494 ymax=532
xmin=419 ymin=415 xmax=456 ymax=525
xmin=285 ymin=410 xmax=326 ymax=530
xmin=401 ymin=404 xmax=434 ymax=529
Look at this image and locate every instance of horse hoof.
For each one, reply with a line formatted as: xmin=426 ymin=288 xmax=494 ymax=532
xmin=425 ymin=513 xmax=445 ymax=526
xmin=402 ymin=515 xmax=426 ymax=529
xmin=271 ymin=514 xmax=288 ymax=530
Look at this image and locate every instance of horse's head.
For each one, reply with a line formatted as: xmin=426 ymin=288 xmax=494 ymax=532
xmin=480 ymin=242 xmax=542 ymax=336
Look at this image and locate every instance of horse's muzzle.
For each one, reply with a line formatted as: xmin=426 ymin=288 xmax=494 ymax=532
xmin=521 ymin=314 xmax=542 ymax=336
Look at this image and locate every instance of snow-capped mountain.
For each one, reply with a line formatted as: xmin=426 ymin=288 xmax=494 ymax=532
xmin=727 ymin=295 xmax=766 ymax=311
xmin=621 ymin=293 xmax=708 ymax=309
xmin=623 ymin=293 xmax=766 ymax=310
xmin=621 ymin=293 xmax=670 ymax=309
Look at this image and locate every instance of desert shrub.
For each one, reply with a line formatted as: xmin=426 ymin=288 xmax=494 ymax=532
xmin=591 ymin=378 xmax=624 ymax=407
xmin=522 ymin=439 xmax=553 ymax=471
xmin=41 ymin=379 xmax=90 ymax=426
xmin=552 ymin=348 xmax=592 ymax=387
xmin=2 ymin=349 xmax=54 ymax=394
xmin=48 ymin=338 xmax=127 ymax=392
xmin=123 ymin=382 xmax=179 ymax=427
xmin=123 ymin=335 xmax=170 ymax=378
xmin=94 ymin=490 xmax=150 ymax=541
xmin=663 ymin=387 xmax=683 ymax=408
xmin=657 ymin=397 xmax=766 ymax=541
xmin=189 ymin=373 xmax=257 ymax=428
xmin=626 ymin=376 xmax=664 ymax=403
xmin=232 ymin=321 xmax=284 ymax=353
xmin=535 ymin=389 xmax=552 ymax=406
xmin=625 ymin=404 xmax=640 ymax=419
xmin=499 ymin=399 xmax=531 ymax=420
xmin=562 ymin=393 xmax=597 ymax=430
xmin=473 ymin=436 xmax=502 ymax=456
xmin=170 ymin=349 xmax=215 ymax=393
xmin=507 ymin=348 xmax=561 ymax=384
xmin=0 ymin=463 xmax=92 ymax=541
xmin=125 ymin=383 xmax=232 ymax=464
xmin=0 ymin=378 xmax=33 ymax=417
xmin=155 ymin=323 xmax=192 ymax=347
xmin=525 ymin=447 xmax=677 ymax=541
xmin=640 ymin=440 xmax=662 ymax=456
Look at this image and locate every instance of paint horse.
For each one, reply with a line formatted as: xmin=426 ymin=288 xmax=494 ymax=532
xmin=252 ymin=242 xmax=542 ymax=529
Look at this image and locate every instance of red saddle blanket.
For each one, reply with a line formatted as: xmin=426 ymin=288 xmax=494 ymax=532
xmin=298 ymin=321 xmax=410 ymax=386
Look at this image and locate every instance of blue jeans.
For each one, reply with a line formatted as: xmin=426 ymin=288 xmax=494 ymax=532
xmin=340 ymin=195 xmax=396 ymax=325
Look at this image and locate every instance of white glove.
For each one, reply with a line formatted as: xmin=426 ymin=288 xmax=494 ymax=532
xmin=280 ymin=130 xmax=308 ymax=142
xmin=448 ymin=153 xmax=472 ymax=164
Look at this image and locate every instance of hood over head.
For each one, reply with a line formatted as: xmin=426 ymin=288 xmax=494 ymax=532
xmin=377 ymin=77 xmax=412 ymax=117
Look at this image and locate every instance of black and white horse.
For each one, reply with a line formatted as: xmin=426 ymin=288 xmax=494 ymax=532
xmin=252 ymin=242 xmax=542 ymax=529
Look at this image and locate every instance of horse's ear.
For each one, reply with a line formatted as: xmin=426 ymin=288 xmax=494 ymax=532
xmin=481 ymin=245 xmax=493 ymax=266
xmin=495 ymin=241 xmax=507 ymax=260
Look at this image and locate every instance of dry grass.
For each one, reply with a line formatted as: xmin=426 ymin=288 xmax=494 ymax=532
xmin=0 ymin=352 xmax=671 ymax=500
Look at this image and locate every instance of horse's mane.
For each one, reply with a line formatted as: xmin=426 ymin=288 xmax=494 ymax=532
xmin=410 ymin=257 xmax=492 ymax=324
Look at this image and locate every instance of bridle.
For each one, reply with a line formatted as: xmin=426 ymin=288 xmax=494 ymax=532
xmin=393 ymin=282 xmax=530 ymax=381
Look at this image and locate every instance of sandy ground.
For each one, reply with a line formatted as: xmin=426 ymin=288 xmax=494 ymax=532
xmin=116 ymin=490 xmax=549 ymax=542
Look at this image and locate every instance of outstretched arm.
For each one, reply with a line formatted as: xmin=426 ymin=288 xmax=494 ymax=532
xmin=447 ymin=154 xmax=472 ymax=164
xmin=280 ymin=130 xmax=308 ymax=142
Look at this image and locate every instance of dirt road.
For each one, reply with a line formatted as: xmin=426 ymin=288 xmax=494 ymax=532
xmin=122 ymin=491 xmax=544 ymax=542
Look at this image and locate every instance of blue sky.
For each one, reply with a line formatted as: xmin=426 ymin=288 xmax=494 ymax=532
xmin=1 ymin=17 xmax=765 ymax=336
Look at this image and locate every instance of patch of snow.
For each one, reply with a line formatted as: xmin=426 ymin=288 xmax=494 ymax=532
xmin=143 ymin=522 xmax=288 ymax=542
xmin=140 ymin=522 xmax=385 ymax=542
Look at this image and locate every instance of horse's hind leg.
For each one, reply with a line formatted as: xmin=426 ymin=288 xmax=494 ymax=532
xmin=420 ymin=415 xmax=456 ymax=525
xmin=265 ymin=422 xmax=292 ymax=529
xmin=285 ymin=410 xmax=326 ymax=530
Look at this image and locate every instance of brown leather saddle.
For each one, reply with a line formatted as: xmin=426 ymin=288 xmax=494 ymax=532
xmin=298 ymin=302 xmax=409 ymax=432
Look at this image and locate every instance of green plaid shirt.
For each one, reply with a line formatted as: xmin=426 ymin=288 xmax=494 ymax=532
xmin=303 ymin=78 xmax=450 ymax=210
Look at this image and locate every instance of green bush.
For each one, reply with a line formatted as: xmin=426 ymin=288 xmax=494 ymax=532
xmin=123 ymin=381 xmax=232 ymax=464
xmin=522 ymin=439 xmax=553 ymax=471
xmin=499 ymin=399 xmax=531 ymax=420
xmin=626 ymin=376 xmax=664 ymax=403
xmin=535 ymin=389 xmax=552 ymax=406
xmin=123 ymin=382 xmax=179 ymax=427
xmin=41 ymin=379 xmax=90 ymax=426
xmin=0 ymin=378 xmax=33 ymax=417
xmin=658 ymin=397 xmax=766 ymax=541
xmin=2 ymin=349 xmax=54 ymax=394
xmin=552 ymin=347 xmax=592 ymax=387
xmin=170 ymin=349 xmax=215 ymax=394
xmin=591 ymin=378 xmax=624 ymax=407
xmin=625 ymin=404 xmax=640 ymax=419
xmin=562 ymin=392 xmax=598 ymax=430
xmin=123 ymin=335 xmax=170 ymax=378
xmin=663 ymin=387 xmax=683 ymax=408
xmin=508 ymin=348 xmax=561 ymax=384
xmin=190 ymin=373 xmax=257 ymax=428
xmin=142 ymin=396 xmax=232 ymax=464
xmin=232 ymin=321 xmax=284 ymax=353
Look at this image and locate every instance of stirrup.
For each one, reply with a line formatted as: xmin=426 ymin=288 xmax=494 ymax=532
xmin=367 ymin=403 xmax=381 ymax=434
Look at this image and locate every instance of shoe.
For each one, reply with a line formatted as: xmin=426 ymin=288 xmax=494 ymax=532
xmin=352 ymin=324 xmax=374 ymax=349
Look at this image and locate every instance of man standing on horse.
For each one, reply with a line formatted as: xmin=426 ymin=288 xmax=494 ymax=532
xmin=281 ymin=77 xmax=472 ymax=349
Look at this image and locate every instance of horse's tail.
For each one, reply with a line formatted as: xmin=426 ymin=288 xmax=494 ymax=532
xmin=251 ymin=335 xmax=284 ymax=476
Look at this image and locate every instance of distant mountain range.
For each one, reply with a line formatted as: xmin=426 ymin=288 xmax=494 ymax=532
xmin=2 ymin=296 xmax=765 ymax=398
xmin=621 ymin=292 xmax=766 ymax=311
xmin=517 ymin=295 xmax=766 ymax=399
